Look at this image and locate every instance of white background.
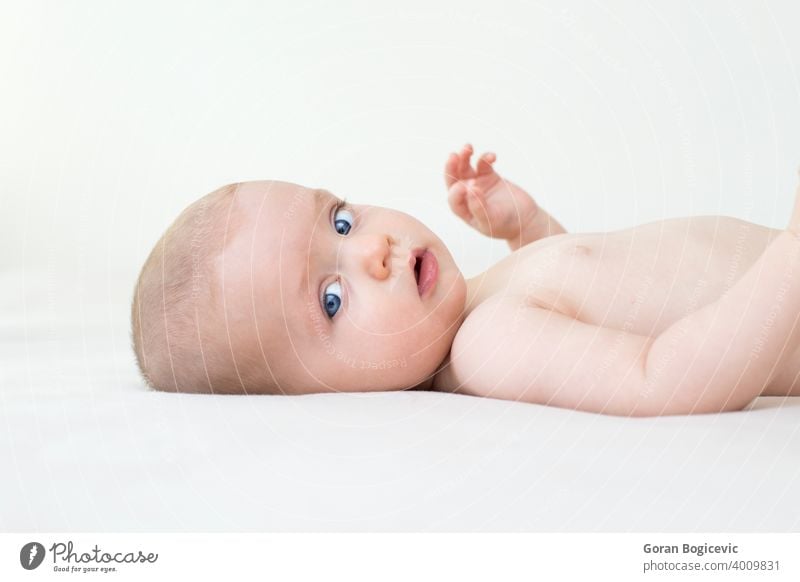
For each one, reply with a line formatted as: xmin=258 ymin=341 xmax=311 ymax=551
xmin=3 ymin=0 xmax=800 ymax=540
xmin=2 ymin=0 xmax=800 ymax=293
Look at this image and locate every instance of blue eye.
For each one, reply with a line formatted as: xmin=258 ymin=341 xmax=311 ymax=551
xmin=322 ymin=281 xmax=342 ymax=319
xmin=333 ymin=206 xmax=354 ymax=235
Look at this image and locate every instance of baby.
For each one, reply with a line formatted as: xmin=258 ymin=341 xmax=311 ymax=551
xmin=131 ymin=144 xmax=800 ymax=416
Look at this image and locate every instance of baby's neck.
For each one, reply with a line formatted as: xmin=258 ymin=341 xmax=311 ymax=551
xmin=421 ymin=273 xmax=485 ymax=393
xmin=464 ymin=272 xmax=489 ymax=315
xmin=428 ymin=353 xmax=456 ymax=392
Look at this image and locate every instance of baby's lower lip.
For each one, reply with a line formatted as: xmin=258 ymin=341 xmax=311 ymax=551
xmin=416 ymin=250 xmax=438 ymax=298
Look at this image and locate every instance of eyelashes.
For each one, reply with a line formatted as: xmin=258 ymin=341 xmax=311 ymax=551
xmin=332 ymin=199 xmax=353 ymax=236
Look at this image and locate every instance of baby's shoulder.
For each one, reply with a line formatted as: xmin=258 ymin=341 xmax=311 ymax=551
xmin=454 ymin=294 xmax=557 ymax=346
xmin=437 ymin=294 xmax=571 ymax=394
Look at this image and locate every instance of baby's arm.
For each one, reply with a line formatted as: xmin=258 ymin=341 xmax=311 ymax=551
xmin=447 ymin=298 xmax=655 ymax=415
xmin=445 ymin=144 xmax=566 ymax=250
xmin=512 ymin=200 xmax=567 ymax=251
xmin=447 ymin=174 xmax=800 ymax=416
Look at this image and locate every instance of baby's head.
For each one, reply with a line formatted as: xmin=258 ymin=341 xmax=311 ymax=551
xmin=131 ymin=180 xmax=467 ymax=394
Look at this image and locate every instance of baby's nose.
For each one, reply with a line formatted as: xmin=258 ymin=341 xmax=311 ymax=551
xmin=350 ymin=233 xmax=392 ymax=280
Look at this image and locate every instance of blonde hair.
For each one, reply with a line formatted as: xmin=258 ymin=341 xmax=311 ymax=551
xmin=130 ymin=182 xmax=250 ymax=393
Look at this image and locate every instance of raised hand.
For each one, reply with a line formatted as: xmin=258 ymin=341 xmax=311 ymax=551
xmin=444 ymin=143 xmax=541 ymax=243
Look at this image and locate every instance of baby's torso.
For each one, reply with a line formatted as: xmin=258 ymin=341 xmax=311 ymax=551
xmin=465 ymin=216 xmax=781 ymax=337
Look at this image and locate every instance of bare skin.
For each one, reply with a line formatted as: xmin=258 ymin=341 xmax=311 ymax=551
xmin=436 ymin=144 xmax=800 ymax=416
xmin=206 ymin=144 xmax=800 ymax=416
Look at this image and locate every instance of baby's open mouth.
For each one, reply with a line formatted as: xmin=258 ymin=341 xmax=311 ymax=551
xmin=413 ymin=255 xmax=422 ymax=285
xmin=411 ymin=248 xmax=438 ymax=297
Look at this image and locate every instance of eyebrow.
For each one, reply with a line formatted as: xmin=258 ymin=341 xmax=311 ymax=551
xmin=299 ymin=188 xmax=328 ymax=289
xmin=311 ymin=188 xmax=328 ymax=211
xmin=297 ymin=189 xmax=332 ymax=338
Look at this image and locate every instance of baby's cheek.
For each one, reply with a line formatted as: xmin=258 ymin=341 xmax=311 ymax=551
xmin=316 ymin=327 xmax=445 ymax=391
xmin=340 ymin=305 xmax=445 ymax=360
xmin=317 ymin=343 xmax=416 ymax=391
xmin=358 ymin=334 xmax=413 ymax=363
xmin=349 ymin=305 xmax=421 ymax=335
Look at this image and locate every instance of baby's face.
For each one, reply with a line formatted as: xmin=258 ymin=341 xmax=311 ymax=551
xmin=218 ymin=181 xmax=467 ymax=393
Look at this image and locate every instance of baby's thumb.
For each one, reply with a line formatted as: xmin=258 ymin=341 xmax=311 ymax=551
xmin=447 ymin=181 xmax=472 ymax=223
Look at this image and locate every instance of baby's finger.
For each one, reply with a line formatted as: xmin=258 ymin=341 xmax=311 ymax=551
xmin=444 ymin=153 xmax=460 ymax=188
xmin=458 ymin=143 xmax=474 ymax=178
xmin=447 ymin=181 xmax=472 ymax=223
xmin=476 ymin=152 xmax=496 ymax=176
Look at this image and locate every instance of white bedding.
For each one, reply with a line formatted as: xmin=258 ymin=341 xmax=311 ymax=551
xmin=2 ymin=269 xmax=799 ymax=532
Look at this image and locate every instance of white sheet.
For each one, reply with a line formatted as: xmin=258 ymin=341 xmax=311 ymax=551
xmin=2 ymin=269 xmax=799 ymax=531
